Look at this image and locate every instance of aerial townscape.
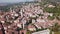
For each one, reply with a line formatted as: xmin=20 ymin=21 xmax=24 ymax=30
xmin=0 ymin=0 xmax=60 ymax=34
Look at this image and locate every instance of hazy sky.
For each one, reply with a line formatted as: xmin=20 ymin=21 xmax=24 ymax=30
xmin=0 ymin=0 xmax=34 ymax=3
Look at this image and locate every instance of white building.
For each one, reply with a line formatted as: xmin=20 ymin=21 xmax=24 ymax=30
xmin=32 ymin=29 xmax=50 ymax=34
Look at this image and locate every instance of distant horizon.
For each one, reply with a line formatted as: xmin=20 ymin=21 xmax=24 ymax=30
xmin=0 ymin=0 xmax=34 ymax=3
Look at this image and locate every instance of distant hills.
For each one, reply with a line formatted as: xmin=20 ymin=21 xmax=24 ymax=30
xmin=42 ymin=0 xmax=60 ymax=2
xmin=0 ymin=0 xmax=60 ymax=6
xmin=49 ymin=0 xmax=60 ymax=2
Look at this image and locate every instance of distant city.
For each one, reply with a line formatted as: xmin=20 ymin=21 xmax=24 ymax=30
xmin=0 ymin=0 xmax=60 ymax=34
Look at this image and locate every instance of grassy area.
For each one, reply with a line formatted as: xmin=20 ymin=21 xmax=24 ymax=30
xmin=49 ymin=23 xmax=60 ymax=34
xmin=50 ymin=31 xmax=60 ymax=34
xmin=26 ymin=32 xmax=30 ymax=34
xmin=26 ymin=31 xmax=31 ymax=34
xmin=54 ymin=31 xmax=60 ymax=34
